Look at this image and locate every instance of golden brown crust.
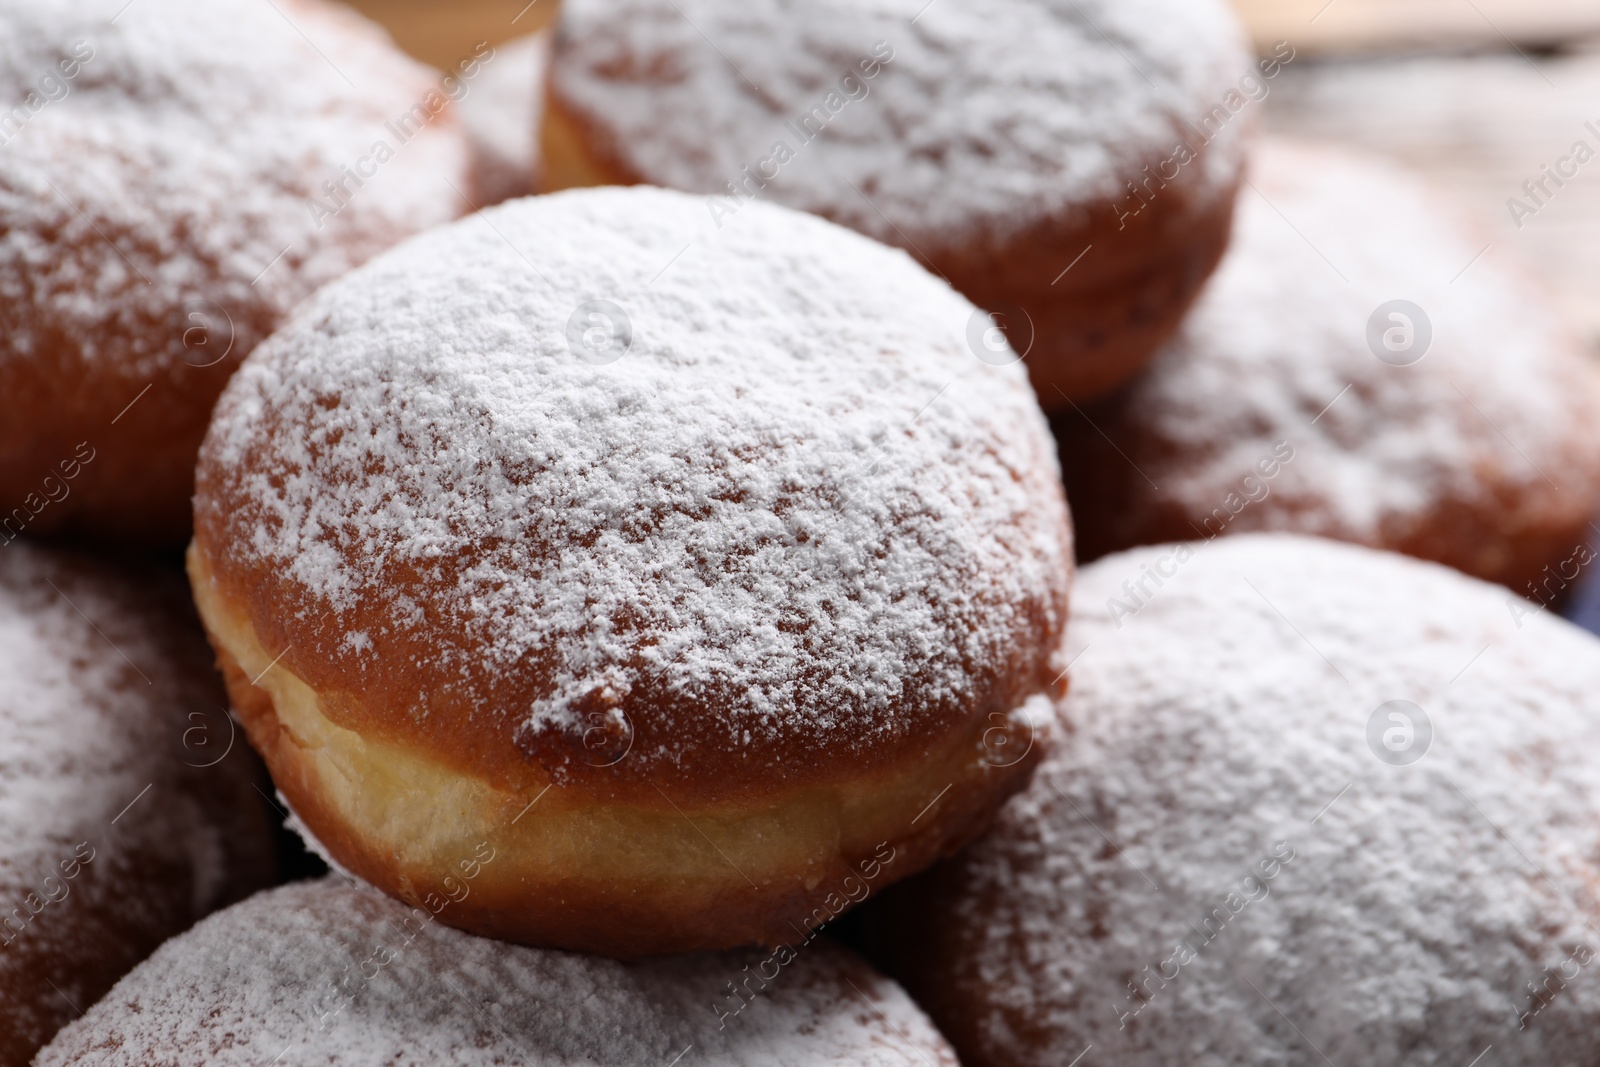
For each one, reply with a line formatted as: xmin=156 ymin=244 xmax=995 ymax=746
xmin=193 ymin=540 xmax=1053 ymax=957
xmin=929 ymin=158 xmax=1242 ymax=404
xmin=1061 ymin=401 xmax=1600 ymax=593
xmin=0 ymin=330 xmax=259 ymax=549
xmin=190 ymin=517 xmax=1066 ymax=808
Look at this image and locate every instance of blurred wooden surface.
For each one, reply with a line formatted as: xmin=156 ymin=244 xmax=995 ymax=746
xmin=1234 ymin=0 xmax=1600 ymax=54
xmin=344 ymin=0 xmax=554 ymax=67
xmin=1267 ymin=46 xmax=1600 ymax=346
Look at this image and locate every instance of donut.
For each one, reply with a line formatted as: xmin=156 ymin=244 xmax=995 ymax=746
xmin=455 ymin=31 xmax=549 ymax=204
xmin=0 ymin=0 xmax=475 ymax=548
xmin=872 ymin=533 xmax=1600 ymax=1066
xmin=187 ymin=186 xmax=1074 ymax=956
xmin=0 ymin=541 xmax=276 ymax=1065
xmin=1056 ymin=139 xmax=1600 ymax=595
xmin=541 ymin=0 xmax=1257 ymax=401
xmin=38 ymin=877 xmax=957 ymax=1065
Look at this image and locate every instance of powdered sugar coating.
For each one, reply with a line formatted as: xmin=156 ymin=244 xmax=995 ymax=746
xmin=0 ymin=542 xmax=274 ymax=1063
xmin=1068 ymin=139 xmax=1600 ymax=557
xmin=193 ymin=186 xmax=1072 ymax=790
xmin=549 ymin=0 xmax=1249 ymax=250
xmin=38 ymin=877 xmax=958 ymax=1066
xmin=457 ymin=31 xmax=548 ymax=203
xmin=0 ymin=0 xmax=471 ymax=375
xmin=887 ymin=533 xmax=1600 ymax=1065
xmin=0 ymin=0 xmax=472 ymax=542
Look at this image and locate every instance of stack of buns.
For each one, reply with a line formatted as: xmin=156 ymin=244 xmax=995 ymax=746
xmin=5 ymin=0 xmax=1600 ymax=1064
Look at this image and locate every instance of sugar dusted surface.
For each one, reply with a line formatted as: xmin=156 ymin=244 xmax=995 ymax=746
xmin=1100 ymin=139 xmax=1600 ymax=543
xmin=38 ymin=877 xmax=957 ymax=1066
xmin=550 ymin=0 xmax=1249 ymax=249
xmin=194 ymin=187 xmax=1073 ymax=788
xmin=905 ymin=534 xmax=1600 ymax=1065
xmin=0 ymin=0 xmax=469 ymax=380
xmin=0 ymin=543 xmax=271 ymax=1059
xmin=457 ymin=31 xmax=548 ymax=203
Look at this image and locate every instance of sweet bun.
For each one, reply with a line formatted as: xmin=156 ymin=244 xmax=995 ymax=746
xmin=0 ymin=0 xmax=474 ymax=547
xmin=1057 ymin=140 xmax=1600 ymax=593
xmin=188 ymin=186 xmax=1074 ymax=956
xmin=874 ymin=533 xmax=1600 ymax=1066
xmin=0 ymin=542 xmax=276 ymax=1066
xmin=455 ymin=31 xmax=549 ymax=204
xmin=542 ymin=0 xmax=1254 ymax=401
xmin=38 ymin=877 xmax=957 ymax=1066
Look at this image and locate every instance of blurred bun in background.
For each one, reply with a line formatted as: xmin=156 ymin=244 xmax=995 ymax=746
xmin=540 ymin=0 xmax=1255 ymax=402
xmin=0 ymin=0 xmax=475 ymax=548
xmin=1057 ymin=139 xmax=1600 ymax=595
xmin=0 ymin=542 xmax=275 ymax=1065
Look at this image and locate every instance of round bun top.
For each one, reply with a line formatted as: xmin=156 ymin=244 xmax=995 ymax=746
xmin=0 ymin=0 xmax=468 ymax=381
xmin=194 ymin=186 xmax=1073 ymax=798
xmin=549 ymin=0 xmax=1249 ymax=249
xmin=1085 ymin=139 xmax=1600 ymax=559
xmin=38 ymin=878 xmax=957 ymax=1066
xmin=892 ymin=532 xmax=1600 ymax=1065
